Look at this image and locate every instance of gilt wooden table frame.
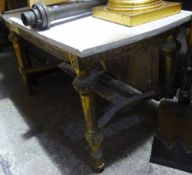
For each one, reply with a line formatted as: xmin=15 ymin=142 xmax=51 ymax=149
xmin=2 ymin=10 xmax=192 ymax=172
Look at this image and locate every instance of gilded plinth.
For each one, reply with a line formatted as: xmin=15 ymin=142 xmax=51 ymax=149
xmin=107 ymin=0 xmax=163 ymax=12
xmin=93 ymin=0 xmax=181 ymax=26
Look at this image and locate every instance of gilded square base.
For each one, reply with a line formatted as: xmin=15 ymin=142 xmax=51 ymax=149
xmin=92 ymin=1 xmax=181 ymax=27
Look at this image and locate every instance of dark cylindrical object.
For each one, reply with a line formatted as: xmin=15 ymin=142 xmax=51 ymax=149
xmin=21 ymin=0 xmax=106 ymax=30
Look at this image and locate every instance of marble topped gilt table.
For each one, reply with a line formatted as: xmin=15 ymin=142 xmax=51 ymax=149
xmin=2 ymin=9 xmax=192 ymax=172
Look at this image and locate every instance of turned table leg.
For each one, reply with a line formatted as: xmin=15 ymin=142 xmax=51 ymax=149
xmin=9 ymin=32 xmax=31 ymax=92
xmin=70 ymin=55 xmax=104 ymax=172
xmin=161 ymin=33 xmax=181 ymax=97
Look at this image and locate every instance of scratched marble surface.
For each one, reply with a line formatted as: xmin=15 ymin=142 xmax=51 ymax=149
xmin=0 ymin=46 xmax=191 ymax=175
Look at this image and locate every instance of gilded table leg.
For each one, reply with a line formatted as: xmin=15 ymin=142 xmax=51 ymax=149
xmin=73 ymin=77 xmax=104 ymax=172
xmin=71 ymin=55 xmax=104 ymax=172
xmin=9 ymin=32 xmax=31 ymax=92
xmin=161 ymin=34 xmax=181 ymax=97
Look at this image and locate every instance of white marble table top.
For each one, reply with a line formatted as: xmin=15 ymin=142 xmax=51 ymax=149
xmin=4 ymin=10 xmax=192 ymax=58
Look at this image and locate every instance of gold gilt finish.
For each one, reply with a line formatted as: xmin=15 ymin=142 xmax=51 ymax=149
xmin=107 ymin=0 xmax=163 ymax=11
xmin=8 ymin=33 xmax=28 ymax=86
xmin=70 ymin=54 xmax=104 ymax=172
xmin=93 ymin=1 xmax=181 ymax=26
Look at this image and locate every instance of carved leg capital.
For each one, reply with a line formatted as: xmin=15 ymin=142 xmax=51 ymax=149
xmin=73 ymin=77 xmax=93 ymax=96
